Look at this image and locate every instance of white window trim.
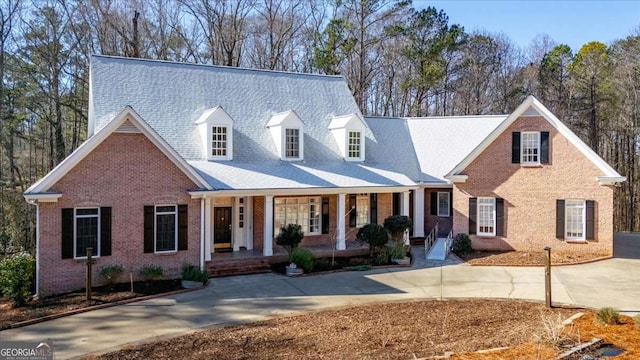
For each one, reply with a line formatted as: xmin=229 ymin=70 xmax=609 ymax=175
xmin=477 ymin=197 xmax=496 ymax=237
xmin=521 ymin=131 xmax=541 ymax=165
xmin=73 ymin=207 xmax=101 ymax=259
xmin=154 ymin=204 xmax=178 ymax=253
xmin=565 ymin=199 xmax=586 ymax=241
xmin=283 ymin=127 xmax=303 ymax=160
xmin=346 ymin=130 xmax=364 ymax=161
xmin=210 ymin=125 xmax=232 ymax=160
xmin=274 ymin=197 xmax=321 ymax=235
xmin=437 ymin=192 xmax=450 ymax=217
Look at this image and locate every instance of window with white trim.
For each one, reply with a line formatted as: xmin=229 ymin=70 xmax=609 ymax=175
xmin=521 ymin=132 xmax=540 ymax=164
xmin=348 ymin=131 xmax=361 ymax=159
xmin=275 ymin=197 xmax=321 ymax=235
xmin=356 ymin=193 xmax=369 ymax=227
xmin=155 ymin=205 xmax=178 ymax=252
xmin=211 ymin=126 xmax=228 ymax=157
xmin=477 ymin=198 xmax=496 ymax=236
xmin=437 ymin=192 xmax=450 ymax=217
xmin=565 ymin=200 xmax=585 ymax=240
xmin=285 ymin=128 xmax=300 ymax=158
xmin=75 ymin=208 xmax=100 ymax=258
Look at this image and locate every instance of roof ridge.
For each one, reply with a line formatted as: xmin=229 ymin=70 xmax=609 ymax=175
xmin=91 ymin=54 xmax=345 ymax=79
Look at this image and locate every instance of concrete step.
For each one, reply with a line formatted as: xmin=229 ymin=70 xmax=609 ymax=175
xmin=206 ymin=259 xmax=272 ymax=277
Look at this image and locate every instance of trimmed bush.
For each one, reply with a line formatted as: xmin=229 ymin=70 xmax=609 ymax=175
xmin=99 ymin=264 xmax=124 ymax=286
xmin=276 ymin=224 xmax=304 ymax=260
xmin=181 ymin=265 xmax=209 ymax=283
xmin=290 ymin=248 xmax=314 ymax=273
xmin=452 ymin=233 xmax=473 ymax=256
xmin=595 ymin=307 xmax=620 ymax=325
xmin=387 ymin=243 xmax=409 ymax=259
xmin=0 ymin=253 xmax=35 ymax=307
xmin=356 ymin=224 xmax=389 ymax=256
xmin=140 ymin=265 xmax=164 ymax=281
xmin=383 ymin=215 xmax=412 ymax=243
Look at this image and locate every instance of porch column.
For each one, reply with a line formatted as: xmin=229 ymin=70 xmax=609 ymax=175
xmin=402 ymin=191 xmax=411 ymax=245
xmin=413 ymin=188 xmax=425 ymax=238
xmin=263 ymin=195 xmax=274 ymax=256
xmin=336 ymin=193 xmax=346 ymax=250
xmin=204 ymin=197 xmax=212 ymax=260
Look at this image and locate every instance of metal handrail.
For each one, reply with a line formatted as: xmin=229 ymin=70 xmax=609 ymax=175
xmin=444 ymin=229 xmax=454 ymax=258
xmin=424 ymin=224 xmax=438 ymax=258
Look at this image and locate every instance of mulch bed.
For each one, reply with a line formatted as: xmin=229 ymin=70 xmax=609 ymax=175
xmin=0 ymin=279 xmax=182 ymax=330
xmin=457 ymin=250 xmax=611 ymax=266
xmin=95 ymin=299 xmax=579 ymax=360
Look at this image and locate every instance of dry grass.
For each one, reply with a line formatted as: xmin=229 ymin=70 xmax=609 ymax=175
xmin=460 ymin=250 xmax=611 ymax=266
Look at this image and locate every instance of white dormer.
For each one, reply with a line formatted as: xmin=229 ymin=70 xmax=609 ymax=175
xmin=195 ymin=106 xmax=234 ymax=161
xmin=328 ymin=113 xmax=367 ymax=161
xmin=266 ymin=110 xmax=304 ymax=161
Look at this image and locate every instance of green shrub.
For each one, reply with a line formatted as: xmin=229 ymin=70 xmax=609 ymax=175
xmin=387 ymin=243 xmax=409 ymax=259
xmin=373 ymin=249 xmax=391 ymax=265
xmin=140 ymin=265 xmax=164 ymax=281
xmin=383 ymin=215 xmax=412 ymax=243
xmin=0 ymin=253 xmax=35 ymax=307
xmin=276 ymin=224 xmax=304 ymax=260
xmin=595 ymin=307 xmax=620 ymax=325
xmin=356 ymin=224 xmax=389 ymax=256
xmin=181 ymin=265 xmax=209 ymax=283
xmin=452 ymin=233 xmax=473 ymax=256
xmin=313 ymin=258 xmax=332 ymax=271
xmin=290 ymin=248 xmax=314 ymax=273
xmin=99 ymin=264 xmax=124 ymax=285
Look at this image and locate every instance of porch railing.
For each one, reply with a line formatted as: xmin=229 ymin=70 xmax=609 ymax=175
xmin=444 ymin=229 xmax=454 ymax=259
xmin=424 ymin=224 xmax=438 ymax=258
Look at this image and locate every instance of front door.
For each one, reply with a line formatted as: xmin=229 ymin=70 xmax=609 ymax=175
xmin=214 ymin=207 xmax=232 ymax=251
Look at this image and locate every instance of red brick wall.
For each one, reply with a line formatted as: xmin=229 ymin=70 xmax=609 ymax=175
xmin=38 ymin=133 xmax=200 ymax=296
xmin=452 ymin=116 xmax=614 ymax=254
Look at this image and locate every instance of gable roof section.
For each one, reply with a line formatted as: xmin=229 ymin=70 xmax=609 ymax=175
xmin=445 ymin=96 xmax=625 ymax=185
xmin=25 ymin=106 xmax=211 ymax=200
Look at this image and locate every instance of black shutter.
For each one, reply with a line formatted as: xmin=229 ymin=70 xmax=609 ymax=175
xmin=496 ymin=198 xmax=504 ymax=236
xmin=144 ymin=206 xmax=154 ymax=253
xmin=449 ymin=192 xmax=453 ymax=217
xmin=392 ymin=193 xmax=400 ymax=215
xmin=61 ymin=208 xmax=74 ymax=259
xmin=540 ymin=131 xmax=550 ymax=164
xmin=370 ymin=193 xmax=378 ymax=224
xmin=556 ymin=200 xmax=565 ymax=239
xmin=100 ymin=207 xmax=112 ymax=256
xmin=430 ymin=192 xmax=437 ymax=216
xmin=321 ymin=197 xmax=330 ymax=234
xmin=468 ymin=198 xmax=477 ymax=235
xmin=586 ymin=200 xmax=595 ymax=240
xmin=178 ymin=205 xmax=188 ymax=250
xmin=349 ymin=194 xmax=357 ymax=227
xmin=512 ymin=132 xmax=521 ymax=163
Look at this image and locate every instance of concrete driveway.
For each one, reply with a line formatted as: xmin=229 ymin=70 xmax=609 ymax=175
xmin=1 ymin=247 xmax=639 ymax=359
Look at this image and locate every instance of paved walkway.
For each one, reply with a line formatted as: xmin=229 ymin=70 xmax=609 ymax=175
xmin=1 ymin=247 xmax=639 ymax=359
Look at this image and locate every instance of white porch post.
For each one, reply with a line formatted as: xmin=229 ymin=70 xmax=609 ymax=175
xmin=233 ymin=197 xmax=241 ymax=252
xmin=402 ymin=191 xmax=411 ymax=245
xmin=337 ymin=193 xmax=346 ymax=250
xmin=413 ymin=188 xmax=425 ymax=238
xmin=263 ymin=195 xmax=274 ymax=256
xmin=204 ymin=197 xmax=212 ymax=260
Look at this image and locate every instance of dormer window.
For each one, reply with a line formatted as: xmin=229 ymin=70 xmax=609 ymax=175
xmin=329 ymin=113 xmax=367 ymax=161
xmin=267 ymin=110 xmax=304 ymax=161
xmin=196 ymin=106 xmax=234 ymax=161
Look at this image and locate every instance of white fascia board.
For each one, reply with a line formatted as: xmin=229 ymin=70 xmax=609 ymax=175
xmin=23 ymin=193 xmax=63 ymax=203
xmin=189 ymin=185 xmax=419 ymax=198
xmin=417 ymin=182 xmax=454 ymax=189
xmin=26 ymin=106 xmax=212 ymax=194
xmin=443 ymin=175 xmax=468 ymax=183
xmin=597 ymin=176 xmax=627 ymax=185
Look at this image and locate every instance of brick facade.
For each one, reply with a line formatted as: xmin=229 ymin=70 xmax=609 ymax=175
xmin=38 ymin=133 xmax=200 ymax=295
xmin=452 ymin=116 xmax=614 ymax=254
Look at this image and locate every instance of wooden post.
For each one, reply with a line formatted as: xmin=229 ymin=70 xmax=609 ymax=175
xmin=544 ymin=247 xmax=552 ymax=308
xmin=86 ymin=247 xmax=93 ymax=304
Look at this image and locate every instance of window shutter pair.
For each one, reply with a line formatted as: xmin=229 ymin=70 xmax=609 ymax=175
xmin=144 ymin=205 xmax=188 ymax=253
xmin=556 ymin=200 xmax=595 ymax=240
xmin=468 ymin=198 xmax=504 ymax=236
xmin=430 ymin=192 xmax=453 ymax=217
xmin=512 ymin=132 xmax=550 ymax=164
xmin=61 ymin=207 xmax=112 ymax=259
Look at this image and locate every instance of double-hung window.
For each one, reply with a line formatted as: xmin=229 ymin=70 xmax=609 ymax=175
xmin=155 ymin=205 xmax=178 ymax=252
xmin=62 ymin=207 xmax=111 ymax=259
xmin=348 ymin=131 xmax=361 ymax=160
xmin=285 ymin=128 xmax=300 ymax=159
xmin=477 ymin=198 xmax=496 ymax=236
xmin=565 ymin=200 xmax=585 ymax=240
xmin=521 ymin=132 xmax=540 ymax=164
xmin=437 ymin=192 xmax=450 ymax=217
xmin=355 ymin=193 xmax=369 ymax=227
xmin=211 ymin=126 xmax=228 ymax=157
xmin=75 ymin=208 xmax=100 ymax=258
xmin=274 ymin=197 xmax=321 ymax=235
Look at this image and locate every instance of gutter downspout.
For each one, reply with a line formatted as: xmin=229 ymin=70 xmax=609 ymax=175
xmin=27 ymin=200 xmax=40 ymax=297
xmin=200 ymin=196 xmax=205 ymax=270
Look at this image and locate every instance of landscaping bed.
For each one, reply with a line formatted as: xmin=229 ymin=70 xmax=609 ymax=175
xmin=270 ymin=253 xmax=411 ymax=275
xmin=0 ymin=279 xmax=182 ymax=330
xmin=458 ymin=250 xmax=611 ymax=266
xmin=94 ymin=299 xmax=585 ymax=360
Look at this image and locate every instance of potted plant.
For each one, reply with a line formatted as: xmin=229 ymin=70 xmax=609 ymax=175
xmin=276 ymin=224 xmax=305 ymax=277
xmin=389 ymin=243 xmax=411 ymax=265
xmin=181 ymin=264 xmax=208 ymax=288
xmin=383 ymin=215 xmax=413 ymax=265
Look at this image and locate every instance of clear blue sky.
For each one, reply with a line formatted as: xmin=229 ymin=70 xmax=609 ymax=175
xmin=419 ymin=0 xmax=639 ymax=52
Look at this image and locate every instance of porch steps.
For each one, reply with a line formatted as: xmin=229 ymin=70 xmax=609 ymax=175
xmin=426 ymin=238 xmax=448 ymax=261
xmin=206 ymin=258 xmax=272 ymax=277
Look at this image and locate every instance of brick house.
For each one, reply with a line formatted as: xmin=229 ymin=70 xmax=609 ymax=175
xmin=24 ymin=56 xmax=625 ymax=296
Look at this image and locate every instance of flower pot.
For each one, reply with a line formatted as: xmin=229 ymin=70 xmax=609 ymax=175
xmin=181 ymin=280 xmax=203 ymax=289
xmin=285 ymin=264 xmax=304 ymax=277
